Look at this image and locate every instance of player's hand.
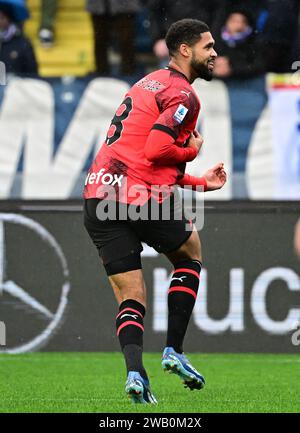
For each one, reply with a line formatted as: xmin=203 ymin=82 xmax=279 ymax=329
xmin=203 ymin=162 xmax=227 ymax=191
xmin=187 ymin=130 xmax=204 ymax=154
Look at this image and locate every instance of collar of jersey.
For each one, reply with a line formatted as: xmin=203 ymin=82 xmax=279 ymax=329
xmin=165 ymin=66 xmax=190 ymax=83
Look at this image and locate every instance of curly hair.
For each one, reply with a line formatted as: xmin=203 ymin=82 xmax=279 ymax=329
xmin=165 ymin=19 xmax=210 ymax=56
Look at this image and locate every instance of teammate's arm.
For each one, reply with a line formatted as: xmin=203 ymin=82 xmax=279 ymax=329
xmin=178 ymin=163 xmax=227 ymax=192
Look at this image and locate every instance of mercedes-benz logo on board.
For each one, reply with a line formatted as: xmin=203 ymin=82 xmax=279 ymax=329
xmin=0 ymin=213 xmax=70 ymax=354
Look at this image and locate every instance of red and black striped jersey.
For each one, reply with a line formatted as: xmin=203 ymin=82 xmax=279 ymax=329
xmin=83 ymin=67 xmax=200 ymax=204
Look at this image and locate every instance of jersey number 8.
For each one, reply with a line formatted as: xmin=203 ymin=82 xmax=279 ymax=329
xmin=105 ymin=96 xmax=133 ymax=146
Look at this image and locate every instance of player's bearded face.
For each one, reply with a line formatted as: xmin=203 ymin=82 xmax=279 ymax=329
xmin=190 ymin=49 xmax=213 ymax=81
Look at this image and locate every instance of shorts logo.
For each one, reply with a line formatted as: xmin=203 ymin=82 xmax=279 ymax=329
xmin=173 ymin=104 xmax=188 ymax=124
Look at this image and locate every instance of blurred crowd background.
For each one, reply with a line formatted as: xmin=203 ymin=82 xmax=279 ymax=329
xmin=0 ymin=0 xmax=299 ymax=78
xmin=0 ymin=0 xmax=300 ymax=201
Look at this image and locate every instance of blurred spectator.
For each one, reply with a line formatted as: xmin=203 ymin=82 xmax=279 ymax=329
xmin=39 ymin=0 xmax=57 ymax=48
xmin=211 ymin=0 xmax=300 ymax=72
xmin=211 ymin=0 xmax=269 ymax=36
xmin=147 ymin=0 xmax=220 ymax=66
xmin=0 ymin=3 xmax=38 ymax=75
xmin=86 ymin=0 xmax=141 ymax=76
xmin=293 ymin=9 xmax=300 ymax=62
xmin=213 ymin=9 xmax=266 ymax=80
xmin=262 ymin=0 xmax=300 ymax=72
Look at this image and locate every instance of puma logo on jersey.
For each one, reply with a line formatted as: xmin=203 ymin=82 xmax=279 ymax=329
xmin=171 ymin=276 xmax=187 ymax=283
xmin=120 ymin=314 xmax=139 ymax=320
xmin=181 ymin=90 xmax=191 ymax=97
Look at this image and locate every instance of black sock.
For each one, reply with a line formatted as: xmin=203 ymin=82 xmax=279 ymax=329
xmin=116 ymin=299 xmax=148 ymax=381
xmin=166 ymin=259 xmax=202 ymax=353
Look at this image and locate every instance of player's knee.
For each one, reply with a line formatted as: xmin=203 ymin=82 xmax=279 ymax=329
xmin=183 ymin=252 xmax=202 ymax=263
xmin=189 ymin=252 xmax=202 ymax=263
xmin=178 ymin=232 xmax=202 ymax=262
xmin=104 ymin=252 xmax=142 ymax=276
xmin=187 ymin=232 xmax=202 ymax=261
xmin=121 ymin=292 xmax=146 ymax=307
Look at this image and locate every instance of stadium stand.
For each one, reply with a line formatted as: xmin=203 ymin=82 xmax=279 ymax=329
xmin=24 ymin=0 xmax=94 ymax=76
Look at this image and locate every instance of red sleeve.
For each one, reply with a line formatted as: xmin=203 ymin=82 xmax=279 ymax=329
xmin=177 ymin=173 xmax=208 ymax=192
xmin=152 ymin=85 xmax=199 ymax=140
xmin=144 ymin=129 xmax=197 ymax=165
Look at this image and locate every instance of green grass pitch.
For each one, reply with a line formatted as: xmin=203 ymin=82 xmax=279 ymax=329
xmin=0 ymin=353 xmax=300 ymax=413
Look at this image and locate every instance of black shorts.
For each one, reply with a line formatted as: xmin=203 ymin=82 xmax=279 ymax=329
xmin=83 ymin=194 xmax=193 ymax=270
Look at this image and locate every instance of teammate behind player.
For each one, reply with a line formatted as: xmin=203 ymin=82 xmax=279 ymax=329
xmin=84 ymin=19 xmax=226 ymax=404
